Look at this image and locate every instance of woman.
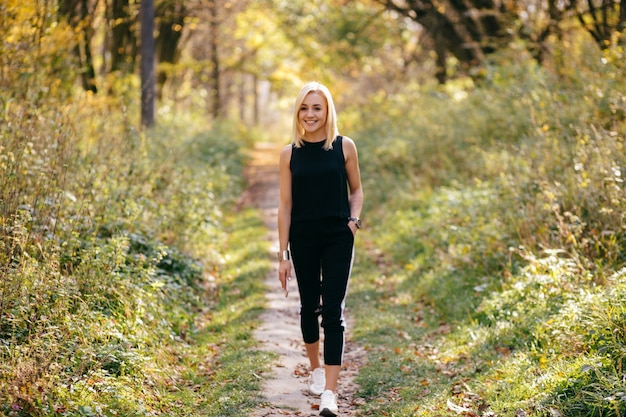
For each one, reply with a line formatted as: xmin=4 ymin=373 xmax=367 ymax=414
xmin=277 ymin=82 xmax=363 ymax=417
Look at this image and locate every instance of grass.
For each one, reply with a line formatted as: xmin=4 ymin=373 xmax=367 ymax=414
xmin=346 ymin=37 xmax=626 ymax=416
xmin=150 ymin=210 xmax=274 ymax=417
xmin=0 ymin=67 xmax=274 ymax=414
xmin=1 ymin=8 xmax=276 ymax=414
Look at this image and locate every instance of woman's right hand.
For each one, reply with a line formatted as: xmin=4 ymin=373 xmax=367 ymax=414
xmin=278 ymin=260 xmax=291 ymax=297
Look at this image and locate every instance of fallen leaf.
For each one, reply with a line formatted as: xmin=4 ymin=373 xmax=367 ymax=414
xmin=447 ymin=399 xmax=472 ymax=414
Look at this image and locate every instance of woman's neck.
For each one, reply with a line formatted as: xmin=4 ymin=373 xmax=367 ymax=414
xmin=303 ymin=133 xmax=326 ymax=143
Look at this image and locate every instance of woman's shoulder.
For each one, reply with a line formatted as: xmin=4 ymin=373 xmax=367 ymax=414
xmin=279 ymin=143 xmax=293 ymax=162
xmin=340 ymin=136 xmax=357 ymax=151
xmin=340 ymin=135 xmax=355 ymax=144
xmin=339 ymin=136 xmax=359 ymax=163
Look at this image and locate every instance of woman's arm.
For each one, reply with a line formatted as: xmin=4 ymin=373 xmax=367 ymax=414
xmin=343 ymin=137 xmax=363 ymax=234
xmin=277 ymin=145 xmax=293 ymax=293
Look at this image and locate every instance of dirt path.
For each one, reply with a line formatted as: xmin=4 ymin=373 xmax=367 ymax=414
xmin=240 ymin=142 xmax=365 ymax=417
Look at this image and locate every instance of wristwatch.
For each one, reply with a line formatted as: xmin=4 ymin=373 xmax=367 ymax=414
xmin=348 ymin=217 xmax=361 ymax=229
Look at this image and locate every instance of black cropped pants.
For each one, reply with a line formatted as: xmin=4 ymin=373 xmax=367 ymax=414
xmin=289 ymin=217 xmax=355 ymax=366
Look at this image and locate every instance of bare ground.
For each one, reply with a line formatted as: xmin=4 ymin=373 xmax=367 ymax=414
xmin=240 ymin=142 xmax=366 ymax=417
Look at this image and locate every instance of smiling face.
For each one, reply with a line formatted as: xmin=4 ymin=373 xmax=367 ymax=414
xmin=298 ymin=92 xmax=328 ymax=141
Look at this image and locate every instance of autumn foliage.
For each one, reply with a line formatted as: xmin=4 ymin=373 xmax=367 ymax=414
xmin=1 ymin=0 xmax=626 ymax=416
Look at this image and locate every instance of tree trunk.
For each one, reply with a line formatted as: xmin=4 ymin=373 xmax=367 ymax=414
xmin=253 ymin=74 xmax=259 ymax=126
xmin=156 ymin=0 xmax=186 ymax=96
xmin=109 ymin=0 xmax=137 ymax=73
xmin=378 ymin=0 xmax=510 ymax=82
xmin=239 ymin=73 xmax=246 ymax=123
xmin=575 ymin=0 xmax=624 ymax=49
xmin=141 ymin=0 xmax=155 ymax=127
xmin=208 ymin=1 xmax=221 ymax=119
xmin=58 ymin=0 xmax=97 ymax=93
xmin=617 ymin=0 xmax=626 ymax=33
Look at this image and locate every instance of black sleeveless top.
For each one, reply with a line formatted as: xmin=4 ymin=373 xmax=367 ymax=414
xmin=290 ymin=136 xmax=350 ymax=223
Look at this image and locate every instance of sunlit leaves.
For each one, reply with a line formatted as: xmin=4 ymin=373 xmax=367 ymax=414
xmin=1 ymin=0 xmax=77 ymax=99
xmin=272 ymin=0 xmax=410 ymax=81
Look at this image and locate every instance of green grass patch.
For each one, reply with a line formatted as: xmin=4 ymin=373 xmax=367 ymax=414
xmin=149 ymin=210 xmax=274 ymax=417
xmin=0 ymin=73 xmax=274 ymax=415
xmin=347 ymin=38 xmax=626 ymax=417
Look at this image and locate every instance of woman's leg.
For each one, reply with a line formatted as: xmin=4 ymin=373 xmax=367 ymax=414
xmin=320 ymin=221 xmax=355 ymax=390
xmin=324 ymin=365 xmax=341 ymax=391
xmin=305 ymin=340 xmax=321 ymax=370
xmin=290 ymin=225 xmax=324 ymax=370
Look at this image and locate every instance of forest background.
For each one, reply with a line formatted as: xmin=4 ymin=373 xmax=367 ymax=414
xmin=1 ymin=0 xmax=625 ymax=416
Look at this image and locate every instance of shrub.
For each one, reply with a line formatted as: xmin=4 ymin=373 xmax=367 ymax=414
xmin=349 ymin=36 xmax=625 ymax=416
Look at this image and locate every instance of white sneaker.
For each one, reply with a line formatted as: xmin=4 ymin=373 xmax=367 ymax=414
xmin=319 ymin=390 xmax=338 ymax=416
xmin=308 ymin=367 xmax=325 ymax=395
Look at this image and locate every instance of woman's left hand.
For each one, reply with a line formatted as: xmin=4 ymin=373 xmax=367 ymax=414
xmin=347 ymin=221 xmax=358 ymax=236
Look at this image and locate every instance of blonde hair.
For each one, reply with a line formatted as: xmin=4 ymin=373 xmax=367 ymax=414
xmin=291 ymin=82 xmax=339 ymax=150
